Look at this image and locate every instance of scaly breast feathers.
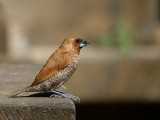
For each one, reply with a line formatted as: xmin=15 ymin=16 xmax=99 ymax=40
xmin=31 ymin=54 xmax=79 ymax=92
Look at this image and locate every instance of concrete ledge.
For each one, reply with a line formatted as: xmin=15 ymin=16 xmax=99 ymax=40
xmin=0 ymin=64 xmax=76 ymax=120
xmin=0 ymin=98 xmax=75 ymax=120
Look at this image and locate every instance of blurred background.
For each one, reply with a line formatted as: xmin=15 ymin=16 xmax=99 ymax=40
xmin=0 ymin=0 xmax=160 ymax=119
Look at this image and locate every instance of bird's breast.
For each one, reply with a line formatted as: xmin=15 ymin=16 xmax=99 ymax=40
xmin=54 ymin=54 xmax=79 ymax=81
xmin=44 ymin=54 xmax=79 ymax=90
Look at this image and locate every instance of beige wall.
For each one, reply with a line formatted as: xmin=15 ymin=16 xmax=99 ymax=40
xmin=1 ymin=0 xmax=158 ymax=46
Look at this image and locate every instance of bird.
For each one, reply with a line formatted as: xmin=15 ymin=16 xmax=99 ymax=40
xmin=8 ymin=36 xmax=89 ymax=102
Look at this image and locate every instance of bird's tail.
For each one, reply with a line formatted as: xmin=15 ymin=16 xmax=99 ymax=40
xmin=7 ymin=87 xmax=30 ymax=98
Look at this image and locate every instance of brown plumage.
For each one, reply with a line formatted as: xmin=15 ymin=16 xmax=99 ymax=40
xmin=8 ymin=36 xmax=89 ymax=101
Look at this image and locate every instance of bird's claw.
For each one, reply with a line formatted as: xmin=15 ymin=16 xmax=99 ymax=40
xmin=50 ymin=90 xmax=80 ymax=102
xmin=50 ymin=94 xmax=62 ymax=98
xmin=61 ymin=94 xmax=80 ymax=103
xmin=50 ymin=93 xmax=80 ymax=102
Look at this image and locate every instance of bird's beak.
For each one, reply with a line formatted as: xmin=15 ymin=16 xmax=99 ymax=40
xmin=80 ymin=40 xmax=89 ymax=48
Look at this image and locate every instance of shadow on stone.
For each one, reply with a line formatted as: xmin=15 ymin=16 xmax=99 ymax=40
xmin=18 ymin=92 xmax=53 ymax=97
xmin=28 ymin=92 xmax=53 ymax=97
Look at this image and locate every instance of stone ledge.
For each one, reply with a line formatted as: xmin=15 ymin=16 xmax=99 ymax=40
xmin=0 ymin=98 xmax=75 ymax=120
xmin=0 ymin=64 xmax=76 ymax=120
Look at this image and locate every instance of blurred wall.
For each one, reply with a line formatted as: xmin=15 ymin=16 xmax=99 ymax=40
xmin=0 ymin=2 xmax=6 ymax=53
xmin=0 ymin=0 xmax=158 ymax=62
xmin=1 ymin=0 xmax=158 ymax=46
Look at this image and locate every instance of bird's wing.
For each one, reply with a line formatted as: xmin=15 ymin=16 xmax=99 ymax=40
xmin=31 ymin=50 xmax=71 ymax=86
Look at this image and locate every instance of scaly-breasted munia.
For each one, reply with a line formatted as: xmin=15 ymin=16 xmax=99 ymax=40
xmin=8 ymin=36 xmax=89 ymax=102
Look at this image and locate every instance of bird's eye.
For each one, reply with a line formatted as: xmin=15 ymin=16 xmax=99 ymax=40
xmin=75 ymin=39 xmax=81 ymax=44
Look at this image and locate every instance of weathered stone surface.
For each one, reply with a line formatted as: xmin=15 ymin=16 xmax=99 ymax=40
xmin=0 ymin=98 xmax=75 ymax=120
xmin=0 ymin=64 xmax=76 ymax=120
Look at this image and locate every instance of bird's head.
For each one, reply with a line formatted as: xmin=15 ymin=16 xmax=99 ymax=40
xmin=60 ymin=36 xmax=89 ymax=54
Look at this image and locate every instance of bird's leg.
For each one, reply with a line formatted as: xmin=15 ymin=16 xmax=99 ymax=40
xmin=49 ymin=90 xmax=64 ymax=98
xmin=50 ymin=89 xmax=80 ymax=102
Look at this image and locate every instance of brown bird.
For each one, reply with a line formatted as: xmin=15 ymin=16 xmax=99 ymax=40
xmin=8 ymin=36 xmax=89 ymax=102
